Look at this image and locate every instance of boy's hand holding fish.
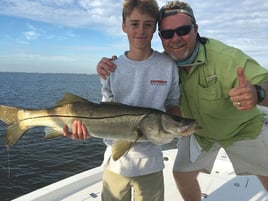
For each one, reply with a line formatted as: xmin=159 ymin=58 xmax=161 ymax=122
xmin=63 ymin=120 xmax=89 ymax=140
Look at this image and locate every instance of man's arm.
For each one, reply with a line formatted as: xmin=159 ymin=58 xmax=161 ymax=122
xmin=166 ymin=105 xmax=181 ymax=116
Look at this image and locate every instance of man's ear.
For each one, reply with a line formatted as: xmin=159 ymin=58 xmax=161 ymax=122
xmin=194 ymin=24 xmax=198 ymax=33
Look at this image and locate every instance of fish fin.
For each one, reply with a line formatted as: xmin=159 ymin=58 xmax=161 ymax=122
xmin=0 ymin=105 xmax=20 ymax=125
xmin=111 ymin=130 xmax=143 ymax=161
xmin=111 ymin=141 xmax=134 ymax=161
xmin=44 ymin=127 xmax=63 ymax=140
xmin=0 ymin=105 xmax=25 ymax=146
xmin=5 ymin=124 xmax=27 ymax=147
xmin=55 ymin=93 xmax=91 ymax=106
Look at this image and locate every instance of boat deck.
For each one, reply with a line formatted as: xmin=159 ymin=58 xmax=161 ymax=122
xmin=13 ymin=149 xmax=268 ymax=201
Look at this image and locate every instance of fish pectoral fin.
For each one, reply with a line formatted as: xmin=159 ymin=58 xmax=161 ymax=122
xmin=44 ymin=127 xmax=63 ymax=140
xmin=111 ymin=130 xmax=143 ymax=161
xmin=111 ymin=141 xmax=134 ymax=161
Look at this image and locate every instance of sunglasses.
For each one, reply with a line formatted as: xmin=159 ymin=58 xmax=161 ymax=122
xmin=159 ymin=24 xmax=194 ymax=39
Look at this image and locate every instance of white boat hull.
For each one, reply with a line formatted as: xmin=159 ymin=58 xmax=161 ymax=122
xmin=13 ymin=148 xmax=268 ymax=201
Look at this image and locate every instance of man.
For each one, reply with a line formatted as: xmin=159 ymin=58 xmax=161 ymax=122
xmin=95 ymin=1 xmax=268 ymax=201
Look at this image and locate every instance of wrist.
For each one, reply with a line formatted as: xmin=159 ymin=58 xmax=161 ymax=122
xmin=254 ymin=84 xmax=266 ymax=104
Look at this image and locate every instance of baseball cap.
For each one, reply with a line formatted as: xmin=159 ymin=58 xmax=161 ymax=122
xmin=158 ymin=1 xmax=196 ymax=25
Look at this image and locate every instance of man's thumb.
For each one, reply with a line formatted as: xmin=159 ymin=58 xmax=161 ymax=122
xmin=237 ymin=67 xmax=247 ymax=87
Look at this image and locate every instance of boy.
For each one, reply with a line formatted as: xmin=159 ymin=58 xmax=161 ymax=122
xmin=65 ymin=1 xmax=180 ymax=200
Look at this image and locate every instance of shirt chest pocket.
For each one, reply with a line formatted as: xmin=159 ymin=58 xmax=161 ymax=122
xmin=198 ymin=81 xmax=222 ymax=101
xmin=197 ymin=81 xmax=230 ymax=114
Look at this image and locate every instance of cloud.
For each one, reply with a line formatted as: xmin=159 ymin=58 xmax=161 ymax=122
xmin=2 ymin=0 xmax=267 ymax=41
xmin=187 ymin=0 xmax=268 ymax=60
xmin=23 ymin=24 xmax=40 ymax=40
xmin=0 ymin=0 xmax=267 ymax=72
xmin=0 ymin=0 xmax=123 ymax=35
xmin=24 ymin=30 xmax=40 ymax=40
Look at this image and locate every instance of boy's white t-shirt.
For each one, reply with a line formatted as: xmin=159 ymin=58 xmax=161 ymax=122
xmin=101 ymin=51 xmax=180 ymax=177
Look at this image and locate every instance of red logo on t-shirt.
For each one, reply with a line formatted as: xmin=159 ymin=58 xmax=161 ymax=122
xmin=150 ymin=80 xmax=167 ymax=86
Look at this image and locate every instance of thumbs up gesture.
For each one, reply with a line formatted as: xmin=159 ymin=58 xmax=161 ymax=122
xmin=229 ymin=67 xmax=256 ymax=110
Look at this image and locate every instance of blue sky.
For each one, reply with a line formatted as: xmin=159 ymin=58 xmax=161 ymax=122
xmin=0 ymin=0 xmax=267 ymax=74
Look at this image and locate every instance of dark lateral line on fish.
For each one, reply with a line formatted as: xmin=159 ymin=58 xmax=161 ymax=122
xmin=19 ymin=113 xmax=145 ymax=121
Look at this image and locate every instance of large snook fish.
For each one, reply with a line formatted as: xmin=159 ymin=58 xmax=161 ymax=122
xmin=0 ymin=93 xmax=199 ymax=160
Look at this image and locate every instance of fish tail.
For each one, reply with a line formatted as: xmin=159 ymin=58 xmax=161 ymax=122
xmin=0 ymin=105 xmax=25 ymax=146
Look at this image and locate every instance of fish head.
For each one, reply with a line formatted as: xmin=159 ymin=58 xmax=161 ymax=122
xmin=138 ymin=112 xmax=200 ymax=145
xmin=161 ymin=114 xmax=200 ymax=137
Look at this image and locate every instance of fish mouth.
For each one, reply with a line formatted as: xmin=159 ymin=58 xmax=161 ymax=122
xmin=178 ymin=123 xmax=201 ymax=136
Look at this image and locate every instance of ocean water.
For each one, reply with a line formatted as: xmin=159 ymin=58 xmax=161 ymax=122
xmin=0 ymin=72 xmax=106 ymax=201
xmin=0 ymin=72 xmax=177 ymax=201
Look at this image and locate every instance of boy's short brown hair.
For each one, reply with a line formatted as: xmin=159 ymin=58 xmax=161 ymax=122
xmin=122 ymin=0 xmax=159 ymax=22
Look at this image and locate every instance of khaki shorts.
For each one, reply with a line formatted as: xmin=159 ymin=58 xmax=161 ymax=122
xmin=101 ymin=169 xmax=164 ymax=201
xmin=173 ymin=124 xmax=268 ymax=176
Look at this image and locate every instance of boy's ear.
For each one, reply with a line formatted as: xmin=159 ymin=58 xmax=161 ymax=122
xmin=122 ymin=23 xmax=127 ymax=33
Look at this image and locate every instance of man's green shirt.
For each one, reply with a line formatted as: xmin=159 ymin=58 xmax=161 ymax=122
xmin=179 ymin=38 xmax=268 ymax=150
